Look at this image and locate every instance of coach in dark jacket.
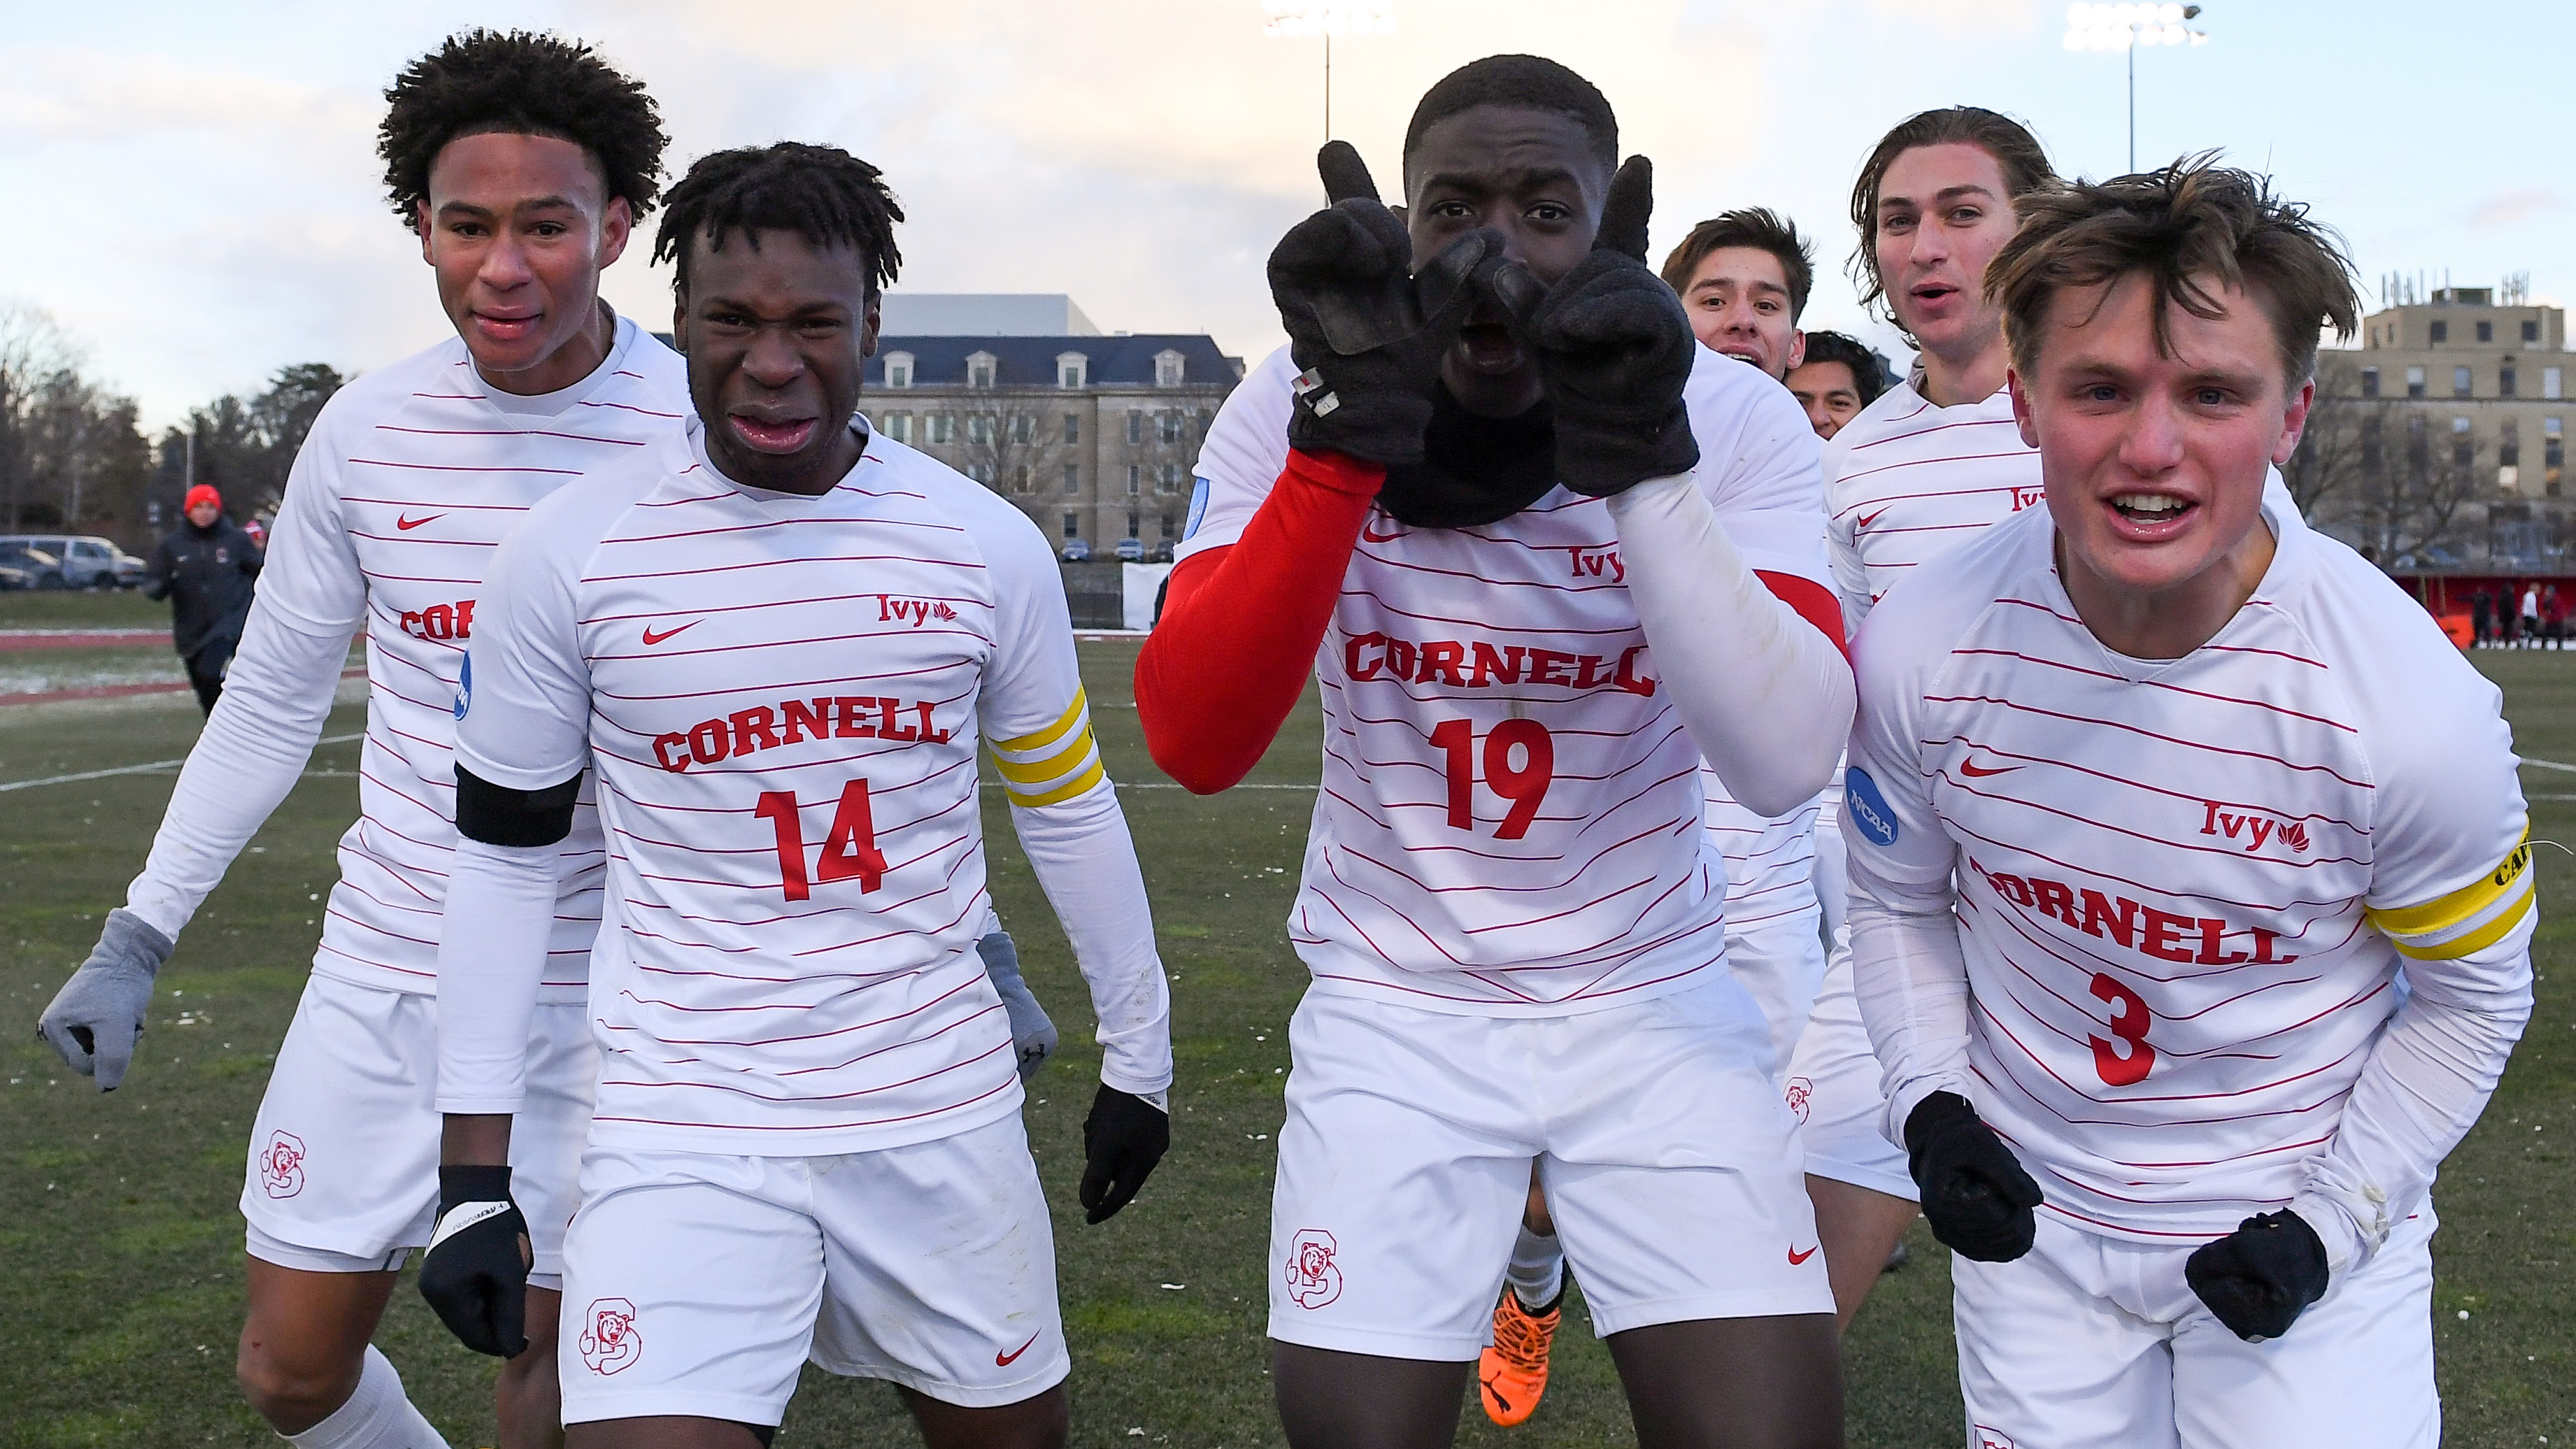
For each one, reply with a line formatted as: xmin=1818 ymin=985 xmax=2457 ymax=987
xmin=145 ymin=485 xmax=264 ymax=715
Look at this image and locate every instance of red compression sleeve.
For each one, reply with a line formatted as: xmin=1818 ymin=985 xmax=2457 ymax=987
xmin=1756 ymin=570 xmax=1851 ymax=664
xmin=1134 ymin=449 xmax=1383 ymax=794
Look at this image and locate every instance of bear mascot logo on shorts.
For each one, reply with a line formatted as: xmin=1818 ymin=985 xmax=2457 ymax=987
xmin=1784 ymin=1076 xmax=1814 ymax=1125
xmin=580 ymin=1297 xmax=643 ymax=1375
xmin=258 ymin=1131 xmax=306 ymax=1198
xmin=1285 ymin=1228 xmax=1344 ymax=1310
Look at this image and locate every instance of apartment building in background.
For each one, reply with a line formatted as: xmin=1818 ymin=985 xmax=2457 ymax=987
xmin=867 ymin=295 xmax=1243 ymax=559
xmin=2310 ymin=278 xmax=2573 ymax=573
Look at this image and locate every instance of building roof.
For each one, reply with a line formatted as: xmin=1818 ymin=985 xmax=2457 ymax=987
xmin=874 ymin=334 xmax=1242 ymax=389
xmin=878 ymin=293 xmax=1102 ymax=336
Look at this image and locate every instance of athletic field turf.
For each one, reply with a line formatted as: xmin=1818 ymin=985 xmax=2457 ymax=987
xmin=3 ymin=623 xmax=2571 ymax=1446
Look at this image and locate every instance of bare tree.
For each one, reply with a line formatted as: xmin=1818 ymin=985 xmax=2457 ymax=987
xmin=955 ymin=397 xmax=1077 ymax=504
xmin=2304 ymin=400 xmax=2481 ymax=568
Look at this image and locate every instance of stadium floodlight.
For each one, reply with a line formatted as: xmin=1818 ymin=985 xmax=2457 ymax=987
xmin=2063 ymin=2 xmax=2208 ymax=170
xmin=1261 ymin=0 xmax=1398 ymax=142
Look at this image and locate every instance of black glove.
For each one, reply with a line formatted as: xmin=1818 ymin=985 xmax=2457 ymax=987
xmin=1488 ymin=155 xmax=1700 ymax=497
xmin=1905 ymin=1091 xmax=2043 ymax=1262
xmin=1079 ymin=1084 xmax=1169 ymax=1225
xmin=1267 ymin=141 xmax=1502 ymax=465
xmin=418 ymin=1164 xmax=532 ymax=1357
xmin=2185 ymin=1209 xmax=2331 ymax=1342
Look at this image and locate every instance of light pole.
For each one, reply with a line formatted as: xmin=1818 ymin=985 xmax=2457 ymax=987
xmin=1260 ymin=0 xmax=1397 ymax=143
xmin=2063 ymin=3 xmax=2209 ymax=173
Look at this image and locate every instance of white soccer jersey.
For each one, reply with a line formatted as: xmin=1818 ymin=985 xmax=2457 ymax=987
xmin=1182 ymin=345 xmax=1833 ymax=1015
xmin=1844 ymin=494 xmax=2533 ymax=1241
xmin=147 ymin=317 xmax=688 ymax=999
xmin=1701 ymin=773 xmax=1822 ymax=938
xmin=457 ymin=421 xmax=1168 ymax=1152
xmin=1823 ymin=379 xmax=2037 ymax=628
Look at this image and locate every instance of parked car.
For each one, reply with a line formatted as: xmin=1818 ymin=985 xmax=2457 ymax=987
xmin=1060 ymin=538 xmax=1093 ymax=562
xmin=0 ymin=535 xmax=145 ymax=590
xmin=1147 ymin=541 xmax=1175 ymax=563
xmin=0 ymin=543 xmax=69 ymax=590
xmin=1113 ymin=536 xmax=1146 ymax=562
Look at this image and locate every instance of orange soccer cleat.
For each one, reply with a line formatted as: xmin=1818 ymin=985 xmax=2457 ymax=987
xmin=1477 ymin=1284 xmax=1563 ymax=1427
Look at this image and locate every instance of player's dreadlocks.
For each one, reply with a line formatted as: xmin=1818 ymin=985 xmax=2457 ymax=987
xmin=1404 ymin=55 xmax=1618 ymax=175
xmin=652 ymin=143 xmax=906 ymax=300
xmin=378 ymin=29 xmax=667 ymax=227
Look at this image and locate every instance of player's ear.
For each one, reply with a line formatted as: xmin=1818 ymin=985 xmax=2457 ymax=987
xmin=669 ymin=290 xmax=689 ymax=355
xmin=860 ymin=293 xmax=882 ymax=359
xmin=1786 ymin=331 xmax=1807 ymax=373
xmin=597 ymin=195 xmax=634 ymax=270
xmin=2273 ymin=374 xmax=2317 ymax=467
xmin=417 ymin=199 xmax=435 ymax=265
xmin=2007 ymin=366 xmax=2038 ymax=450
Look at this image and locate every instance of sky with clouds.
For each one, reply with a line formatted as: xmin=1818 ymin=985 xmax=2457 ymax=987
xmin=4 ymin=0 xmax=2568 ymax=429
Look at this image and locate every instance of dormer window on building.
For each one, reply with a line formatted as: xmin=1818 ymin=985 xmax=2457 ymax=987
xmin=1057 ymin=352 xmax=1088 ymax=389
xmin=1155 ymin=349 xmax=1186 ymax=387
xmin=883 ymin=352 xmax=914 ymax=389
xmin=967 ymin=352 xmax=997 ymax=389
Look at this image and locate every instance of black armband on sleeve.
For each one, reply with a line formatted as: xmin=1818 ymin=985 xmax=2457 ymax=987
xmin=455 ymin=765 xmax=582 ymax=848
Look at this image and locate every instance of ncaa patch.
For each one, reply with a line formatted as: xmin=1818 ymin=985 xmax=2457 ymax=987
xmin=1845 ymin=767 xmax=1899 ymax=848
xmin=1182 ymin=476 xmax=1211 ymax=541
xmin=452 ymin=654 xmax=472 ymax=721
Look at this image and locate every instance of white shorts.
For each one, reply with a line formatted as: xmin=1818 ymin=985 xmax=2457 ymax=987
xmin=242 ymin=973 xmax=594 ymax=1288
xmin=1269 ymin=980 xmax=1831 ymax=1359
xmin=557 ymin=1111 xmax=1067 ymax=1427
xmin=1782 ymin=941 xmax=1916 ymax=1202
xmin=1953 ymin=1207 xmax=2440 ymax=1449
xmin=1721 ymin=904 xmax=1828 ymax=1083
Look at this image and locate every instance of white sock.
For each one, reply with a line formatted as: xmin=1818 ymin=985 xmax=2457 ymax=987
xmin=284 ymin=1346 xmax=453 ymax=1449
xmin=1505 ymin=1224 xmax=1565 ymax=1311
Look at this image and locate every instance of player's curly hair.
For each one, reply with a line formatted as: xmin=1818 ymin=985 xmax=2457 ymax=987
xmin=1404 ymin=55 xmax=1618 ymax=176
xmin=1991 ymin=155 xmax=2358 ymax=384
xmin=1660 ymin=208 xmax=1816 ymax=321
xmin=378 ymin=29 xmax=666 ymax=228
xmin=652 ymin=143 xmax=906 ymax=301
xmin=1846 ymin=106 xmax=2055 ymax=331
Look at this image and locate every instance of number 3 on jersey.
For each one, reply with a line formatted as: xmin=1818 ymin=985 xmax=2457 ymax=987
xmin=1429 ymin=718 xmax=1555 ymax=840
xmin=2088 ymin=971 xmax=2156 ymax=1086
xmin=755 ymin=780 xmax=888 ymax=901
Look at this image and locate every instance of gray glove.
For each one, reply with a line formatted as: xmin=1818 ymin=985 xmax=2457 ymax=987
xmin=979 ymin=930 xmax=1058 ymax=1080
xmin=37 ymin=908 xmax=175 ymax=1090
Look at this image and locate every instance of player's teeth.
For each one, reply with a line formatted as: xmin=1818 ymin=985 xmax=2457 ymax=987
xmin=2115 ymin=494 xmax=2182 ymax=515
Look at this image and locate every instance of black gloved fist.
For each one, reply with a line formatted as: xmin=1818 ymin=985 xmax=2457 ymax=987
xmin=2185 ymin=1209 xmax=2331 ymax=1342
xmin=1905 ymin=1091 xmax=2043 ymax=1262
xmin=1489 ymin=155 xmax=1700 ymax=497
xmin=418 ymin=1164 xmax=532 ymax=1357
xmin=1267 ymin=141 xmax=1502 ymax=465
xmin=1079 ymin=1083 xmax=1169 ymax=1225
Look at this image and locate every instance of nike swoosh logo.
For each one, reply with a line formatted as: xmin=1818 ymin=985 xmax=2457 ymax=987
xmin=641 ymin=622 xmax=700 ymax=646
xmin=1360 ymin=524 xmax=1404 ymax=543
xmin=1959 ymin=759 xmax=2022 ymax=778
xmin=1855 ymin=508 xmax=1888 ymax=531
xmin=396 ymin=514 xmax=443 ymax=531
xmin=996 ymin=1331 xmax=1041 ymax=1366
xmin=1788 ymin=1244 xmax=1819 ymax=1265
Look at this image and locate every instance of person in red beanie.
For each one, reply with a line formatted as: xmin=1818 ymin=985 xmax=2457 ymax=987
xmin=145 ymin=483 xmax=265 ymax=714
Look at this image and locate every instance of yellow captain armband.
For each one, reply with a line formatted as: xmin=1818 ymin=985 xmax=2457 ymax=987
xmin=2365 ymin=831 xmax=2537 ymax=961
xmin=990 ymin=687 xmax=1106 ymax=807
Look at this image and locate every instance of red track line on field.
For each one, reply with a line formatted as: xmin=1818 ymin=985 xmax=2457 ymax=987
xmin=0 ymin=629 xmax=172 ymax=651
xmin=0 ymin=666 xmax=366 ymax=708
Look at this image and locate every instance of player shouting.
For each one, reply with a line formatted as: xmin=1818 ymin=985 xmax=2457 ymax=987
xmin=1478 ymin=204 xmax=1841 ymax=1427
xmin=36 ymin=31 xmax=676 ymax=1449
xmin=1849 ymin=158 xmax=2531 ymax=1448
xmin=1139 ymin=55 xmax=1851 ymax=1448
xmin=421 ymin=142 xmax=1173 ymax=1449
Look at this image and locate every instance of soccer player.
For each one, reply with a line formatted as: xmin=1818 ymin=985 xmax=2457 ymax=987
xmin=1783 ymin=331 xmax=1885 ymax=443
xmin=1138 ymin=55 xmax=1851 ymax=1448
xmin=1846 ymin=157 xmax=2530 ymax=1448
xmin=1478 ymin=204 xmax=1839 ymax=1427
xmin=35 ymin=31 xmax=675 ymax=1449
xmin=422 ymin=141 xmax=1174 ymax=1449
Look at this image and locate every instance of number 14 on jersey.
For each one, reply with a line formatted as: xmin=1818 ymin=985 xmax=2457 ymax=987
xmin=755 ymin=780 xmax=889 ymax=901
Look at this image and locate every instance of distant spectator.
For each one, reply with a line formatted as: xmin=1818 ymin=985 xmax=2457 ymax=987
xmin=2521 ymin=581 xmax=2542 ymax=648
xmin=243 ymin=515 xmax=269 ymax=550
xmin=145 ymin=484 xmax=264 ymax=715
xmin=2471 ymin=589 xmax=2493 ymax=647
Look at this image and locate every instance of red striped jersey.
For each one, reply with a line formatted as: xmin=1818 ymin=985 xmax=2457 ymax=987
xmin=1701 ymin=776 xmax=1823 ymax=939
xmin=1182 ymin=345 xmax=1833 ymax=1016
xmin=1823 ymin=380 xmax=2037 ymax=629
xmin=1845 ymin=494 xmax=2532 ymax=1240
xmin=250 ymin=317 xmax=688 ymax=999
xmin=456 ymin=422 xmax=1147 ymax=1152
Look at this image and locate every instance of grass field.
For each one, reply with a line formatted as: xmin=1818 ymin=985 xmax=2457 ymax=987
xmin=3 ymin=628 xmax=2573 ymax=1447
